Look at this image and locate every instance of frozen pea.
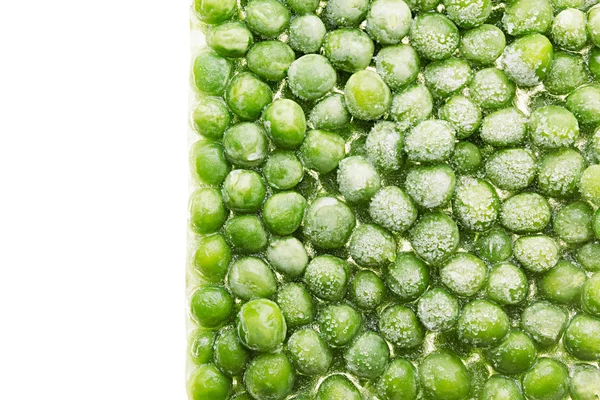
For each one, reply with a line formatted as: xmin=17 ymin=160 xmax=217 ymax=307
xmin=481 ymin=376 xmax=523 ymax=400
xmin=514 ymin=235 xmax=559 ymax=273
xmin=365 ymin=121 xmax=404 ymax=172
xmin=287 ymin=328 xmax=333 ymax=376
xmin=379 ymin=305 xmax=425 ymax=349
xmin=189 ymin=329 xmax=214 ymax=365
xmin=528 ymin=105 xmax=579 ymax=149
xmin=207 ymin=22 xmax=254 ymax=58
xmin=476 ymin=227 xmax=512 ymax=263
xmin=276 ymin=283 xmax=314 ymax=327
xmin=500 ymin=193 xmax=551 ymax=233
xmin=344 ymin=331 xmax=390 ymax=378
xmin=245 ymin=0 xmax=290 ymax=38
xmin=570 ymin=364 xmax=600 ymax=399
xmin=344 ymin=70 xmax=391 ymax=120
xmin=263 ymin=151 xmax=304 ymax=190
xmin=189 ymin=140 xmax=230 ymax=186
xmin=582 ymin=273 xmax=600 ymax=317
xmin=300 ymin=130 xmax=346 ymax=174
xmin=480 ymin=108 xmax=527 ymax=147
xmin=390 ymin=84 xmax=434 ymax=130
xmin=193 ymin=234 xmax=231 ymax=282
xmin=501 ymin=33 xmax=553 ymax=87
xmin=222 ymin=169 xmax=266 ymax=213
xmin=564 ymin=314 xmax=600 ymax=361
xmin=289 ymin=14 xmax=326 ymax=54
xmin=304 ymin=255 xmax=349 ymax=301
xmin=580 ymin=165 xmax=600 ymax=205
xmin=222 ymin=123 xmax=268 ymax=167
xmin=458 ymin=300 xmax=510 ymax=347
xmin=419 ymin=351 xmax=471 ymax=400
xmin=194 ymin=0 xmax=237 ymax=24
xmin=191 ymin=97 xmax=231 ymax=139
xmin=409 ymin=13 xmax=460 ymax=61
xmin=453 ymin=177 xmax=500 ymax=232
xmin=537 ymin=148 xmax=585 ymax=198
xmin=266 ymin=236 xmax=308 ymax=277
xmin=451 ymin=142 xmax=482 ymax=174
xmin=487 ymin=330 xmax=537 ymax=375
xmin=551 ymin=0 xmax=583 ymax=7
xmin=410 ymin=212 xmax=460 ymax=266
xmin=566 ymin=85 xmax=600 ymax=125
xmin=319 ymin=304 xmax=362 ymax=347
xmin=553 ymin=202 xmax=594 ymax=245
xmin=386 ymin=252 xmax=430 ymax=302
xmin=460 ymin=24 xmax=506 ymax=65
xmin=552 ymin=8 xmax=588 ymax=51
xmin=485 ymin=149 xmax=536 ymax=191
xmin=376 ymin=359 xmax=419 ymax=400
xmin=316 ymin=374 xmax=363 ymax=400
xmin=486 ymin=263 xmax=528 ymax=305
xmin=444 ymin=0 xmax=492 ymax=28
xmin=324 ymin=0 xmax=370 ymax=27
xmin=588 ymin=5 xmax=600 ymax=47
xmin=589 ymin=47 xmax=600 ymax=81
xmin=288 ymin=55 xmax=337 ymax=101
xmin=469 ymin=67 xmax=515 ymax=109
xmin=237 ymin=298 xmax=287 ymax=352
xmin=190 ymin=286 xmax=233 ymax=328
xmin=213 ymin=327 xmax=250 ymax=376
xmin=247 ymin=41 xmax=295 ymax=81
xmin=522 ymin=301 xmax=568 ymax=347
xmin=192 ymin=50 xmax=232 ymax=96
xmin=351 ymin=270 xmax=386 ymax=310
xmin=226 ymin=72 xmax=272 ymax=121
xmin=577 ymin=242 xmax=600 ymax=272
xmin=439 ymin=95 xmax=482 ymax=139
xmin=366 ymin=0 xmax=412 ymax=44
xmin=228 ymin=257 xmax=277 ymax=300
xmin=369 ymin=186 xmax=418 ymax=233
xmin=188 ymin=364 xmax=231 ymax=400
xmin=263 ymin=99 xmax=306 ymax=149
xmin=308 ymin=94 xmax=351 ymax=131
xmin=502 ymin=0 xmax=553 ymax=36
xmin=375 ymin=45 xmax=420 ymax=91
xmin=324 ymin=29 xmax=374 ymax=73
xmin=304 ymin=197 xmax=356 ymax=249
xmin=189 ymin=188 xmax=227 ymax=234
xmin=244 ymin=353 xmax=295 ymax=400
xmin=224 ymin=215 xmax=268 ymax=253
xmin=337 ymin=156 xmax=381 ymax=203
xmin=404 ymin=120 xmax=456 ymax=163
xmin=417 ymin=288 xmax=460 ymax=331
xmin=405 ymin=164 xmax=456 ymax=209
xmin=440 ymin=253 xmax=488 ymax=297
xmin=349 ymin=224 xmax=396 ymax=267
xmin=286 ymin=0 xmax=320 ymax=14
xmin=406 ymin=0 xmax=440 ymax=11
xmin=539 ymin=260 xmax=587 ymax=305
xmin=523 ymin=359 xmax=569 ymax=400
xmin=424 ymin=57 xmax=472 ymax=98
xmin=543 ymin=52 xmax=588 ymax=95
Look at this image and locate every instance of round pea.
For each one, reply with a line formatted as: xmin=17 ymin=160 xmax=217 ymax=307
xmin=276 ymin=283 xmax=314 ymax=327
xmin=417 ymin=288 xmax=460 ymax=331
xmin=543 ymin=52 xmax=589 ymax=95
xmin=190 ymin=286 xmax=233 ymax=328
xmin=316 ymin=374 xmax=363 ymax=400
xmin=213 ymin=327 xmax=250 ymax=376
xmin=286 ymin=0 xmax=320 ymax=14
xmin=228 ymin=257 xmax=277 ymax=300
xmin=189 ymin=329 xmax=214 ymax=365
xmin=480 ymin=108 xmax=527 ymax=147
xmin=521 ymin=301 xmax=568 ymax=347
xmin=539 ymin=260 xmax=586 ymax=304
xmin=304 ymin=197 xmax=356 ymax=249
xmin=263 ymin=151 xmax=304 ymax=190
xmin=386 ymin=252 xmax=430 ymax=302
xmin=487 ymin=330 xmax=537 ymax=375
xmin=188 ymin=364 xmax=231 ymax=400
xmin=522 ymin=358 xmax=569 ymax=400
xmin=451 ymin=142 xmax=483 ymax=174
xmin=440 ymin=253 xmax=488 ymax=297
xmin=344 ymin=331 xmax=390 ymax=378
xmin=500 ymin=193 xmax=551 ymax=233
xmin=367 ymin=0 xmax=412 ymax=44
xmin=189 ymin=140 xmax=230 ymax=186
xmin=192 ymin=50 xmax=232 ymax=95
xmin=577 ymin=242 xmax=600 ymax=272
xmin=376 ymin=358 xmax=419 ymax=400
xmin=247 ymin=41 xmax=295 ymax=81
xmin=344 ymin=70 xmax=391 ymax=120
xmin=460 ymin=24 xmax=505 ymax=65
xmin=189 ymin=188 xmax=227 ymax=234
xmin=224 ymin=215 xmax=268 ymax=253
xmin=453 ymin=177 xmax=500 ymax=232
xmin=349 ymin=224 xmax=396 ymax=267
xmin=287 ymin=328 xmax=333 ymax=375
xmin=552 ymin=8 xmax=588 ymax=51
xmin=513 ymin=235 xmax=559 ymax=273
xmin=390 ymin=84 xmax=433 ymax=130
xmin=193 ymin=234 xmax=232 ymax=282
xmin=237 ymin=298 xmax=286 ymax=352
xmin=222 ymin=169 xmax=266 ymax=213
xmin=319 ymin=304 xmax=362 ymax=347
xmin=424 ymin=58 xmax=472 ymax=99
xmin=502 ymin=0 xmax=553 ymax=36
xmin=244 ymin=353 xmax=295 ymax=400
xmin=406 ymin=0 xmax=441 ymax=11
xmin=207 ymin=22 xmax=254 ymax=58
xmin=419 ymin=351 xmax=471 ymax=400
xmin=564 ymin=313 xmax=600 ymax=361
xmin=410 ymin=13 xmax=460 ymax=61
xmin=262 ymin=191 xmax=306 ymax=236
xmin=288 ymin=54 xmax=337 ymax=101
xmin=554 ymin=202 xmax=594 ymax=245
xmin=476 ymin=227 xmax=512 ymax=263
xmin=379 ymin=305 xmax=425 ymax=349
xmin=351 ymin=269 xmax=386 ymax=310
xmin=485 ymin=149 xmax=536 ymax=191
xmin=324 ymin=0 xmax=370 ymax=27
xmin=193 ymin=0 xmax=237 ymax=24
xmin=266 ymin=236 xmax=308 ymax=278
xmin=405 ymin=164 xmax=456 ymax=209
xmin=444 ymin=0 xmax=491 ymax=28
xmin=263 ymin=99 xmax=306 ymax=149
xmin=580 ymin=165 xmax=600 ymax=206
xmin=589 ymin=47 xmax=600 ymax=81
xmin=529 ymin=105 xmax=579 ymax=149
xmin=337 ymin=156 xmax=381 ymax=203
xmin=582 ymin=273 xmax=600 ymax=317
xmin=245 ymin=0 xmax=290 ymax=38
xmin=324 ymin=29 xmax=374 ymax=73
xmin=481 ymin=376 xmax=524 ymax=400
xmin=375 ymin=45 xmax=420 ymax=91
xmin=289 ymin=14 xmax=326 ymax=54
xmin=439 ymin=95 xmax=482 ymax=139
xmin=487 ymin=263 xmax=528 ymax=305
xmin=222 ymin=123 xmax=268 ymax=167
xmin=566 ymin=85 xmax=600 ymax=125
xmin=458 ymin=299 xmax=510 ymax=347
xmin=191 ymin=97 xmax=231 ymax=139
xmin=570 ymin=364 xmax=600 ymax=400
xmin=469 ymin=68 xmax=515 ymax=109
xmin=588 ymin=5 xmax=600 ymax=47
xmin=537 ymin=148 xmax=586 ymax=198
xmin=308 ymin=94 xmax=351 ymax=131
xmin=410 ymin=212 xmax=460 ymax=266
xmin=365 ymin=121 xmax=404 ymax=172
xmin=226 ymin=72 xmax=272 ymax=120
xmin=304 ymin=255 xmax=349 ymax=301
xmin=501 ymin=33 xmax=553 ymax=87
xmin=404 ymin=120 xmax=456 ymax=163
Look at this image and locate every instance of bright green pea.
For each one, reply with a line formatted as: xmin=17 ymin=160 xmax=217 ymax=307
xmin=365 ymin=121 xmax=404 ymax=172
xmin=476 ymin=227 xmax=512 ymax=263
xmin=485 ymin=149 xmax=536 ymax=191
xmin=566 ymin=85 xmax=600 ymax=125
xmin=222 ymin=169 xmax=266 ymax=213
xmin=226 ymin=72 xmax=272 ymax=120
xmin=409 ymin=13 xmax=460 ymax=60
xmin=502 ymin=0 xmax=553 ymax=36
xmin=410 ymin=212 xmax=460 ymax=266
xmin=189 ymin=140 xmax=230 ymax=186
xmin=554 ymin=202 xmax=594 ymax=245
xmin=266 ymin=236 xmax=308 ymax=277
xmin=500 ymin=193 xmax=551 ymax=233
xmin=406 ymin=0 xmax=441 ymax=11
xmin=288 ymin=54 xmax=337 ymax=101
xmin=390 ymin=84 xmax=434 ymax=130
xmin=379 ymin=305 xmax=425 ymax=349
xmin=543 ymin=52 xmax=588 ymax=95
xmin=460 ymin=24 xmax=506 ymax=65
xmin=245 ymin=0 xmax=290 ymax=38
xmin=404 ymin=120 xmax=456 ymax=163
xmin=513 ymin=235 xmax=559 ymax=273
xmin=237 ymin=298 xmax=286 ymax=352
xmin=439 ymin=95 xmax=481 ymax=139
xmin=189 ymin=329 xmax=214 ymax=365
xmin=189 ymin=188 xmax=227 ymax=234
xmin=522 ymin=358 xmax=569 ymax=400
xmin=324 ymin=29 xmax=374 ymax=73
xmin=453 ymin=177 xmax=500 ymax=232
xmin=213 ymin=326 xmax=250 ymax=376
xmin=188 ymin=364 xmax=231 ymax=400
xmin=589 ymin=48 xmax=600 ymax=80
xmin=207 ymin=22 xmax=254 ymax=58
xmin=521 ymin=301 xmax=568 ymax=347
xmin=419 ymin=351 xmax=471 ymax=400
xmin=262 ymin=191 xmax=306 ymax=235
xmin=417 ymin=287 xmax=459 ymax=331
xmin=440 ymin=253 xmax=488 ymax=297
xmin=386 ymin=253 xmax=430 ymax=302
xmin=529 ymin=105 xmax=579 ymax=149
xmin=369 ymin=186 xmax=418 ymax=233
xmin=570 ymin=364 xmax=600 ymax=400
xmin=304 ymin=196 xmax=355 ymax=249
xmin=286 ymin=0 xmax=320 ymax=14
xmin=376 ymin=358 xmax=418 ymax=400
xmin=289 ymin=15 xmax=326 ymax=54
xmin=451 ymin=142 xmax=483 ymax=174
xmin=444 ymin=0 xmax=492 ymax=28
xmin=191 ymin=97 xmax=231 ymax=139
xmin=481 ymin=376 xmax=524 ymax=400
xmin=469 ymin=68 xmax=515 ymax=109
xmin=263 ymin=151 xmax=304 ymax=190
xmin=222 ymin=123 xmax=268 ymax=167
xmin=192 ymin=50 xmax=232 ymax=96
xmin=190 ymin=285 xmax=233 ymax=328
xmin=537 ymin=148 xmax=585 ymax=198
xmin=424 ymin=58 xmax=472 ymax=99
xmin=375 ymin=45 xmax=420 ymax=91
xmin=247 ymin=41 xmax=295 ymax=81
xmin=319 ymin=304 xmax=362 ymax=347
xmin=580 ymin=165 xmax=600 ymax=205
xmin=480 ymin=108 xmax=527 ymax=147
xmin=228 ymin=257 xmax=277 ymax=300
xmin=344 ymin=331 xmax=390 ymax=379
xmin=366 ymin=0 xmax=412 ymax=44
xmin=244 ymin=353 xmax=295 ymax=400
xmin=287 ymin=328 xmax=333 ymax=375
xmin=308 ymin=94 xmax=351 ymax=131
xmin=344 ymin=69 xmax=391 ymax=120
xmin=588 ymin=5 xmax=600 ymax=47
xmin=458 ymin=299 xmax=510 ymax=347
xmin=316 ymin=374 xmax=363 ymax=400
xmin=539 ymin=260 xmax=586 ymax=304
xmin=565 ymin=314 xmax=600 ymax=361
xmin=501 ymin=33 xmax=553 ymax=87
xmin=577 ymin=242 xmax=600 ymax=272
xmin=405 ymin=164 xmax=456 ymax=209
xmin=552 ymin=8 xmax=588 ymax=51
xmin=194 ymin=0 xmax=237 ymax=24
xmin=193 ymin=234 xmax=231 ymax=282
xmin=224 ymin=215 xmax=268 ymax=253
xmin=487 ymin=330 xmax=537 ymax=375
xmin=351 ymin=269 xmax=386 ymax=310
xmin=263 ymin=99 xmax=306 ymax=149
xmin=582 ymin=273 xmax=600 ymax=317
xmin=487 ymin=263 xmax=528 ymax=305
xmin=276 ymin=283 xmax=314 ymax=327
xmin=349 ymin=224 xmax=395 ymax=267
xmin=324 ymin=0 xmax=370 ymax=27
xmin=338 ymin=156 xmax=381 ymax=203
xmin=304 ymin=255 xmax=349 ymax=301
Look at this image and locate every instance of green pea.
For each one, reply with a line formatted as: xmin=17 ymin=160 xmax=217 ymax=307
xmin=244 ymin=353 xmax=295 ymax=400
xmin=376 ymin=358 xmax=419 ymax=400
xmin=191 ymin=97 xmax=231 ymax=139
xmin=543 ymin=52 xmax=588 ymax=95
xmin=316 ymin=374 xmax=363 ymax=400
xmin=589 ymin=47 xmax=600 ymax=81
xmin=596 ymin=209 xmax=600 ymax=238
xmin=476 ymin=227 xmax=512 ymax=263
xmin=351 ymin=269 xmax=386 ymax=310
xmin=308 ymin=94 xmax=351 ymax=131
xmin=189 ymin=140 xmax=230 ymax=186
xmin=439 ymin=95 xmax=482 ymax=139
xmin=226 ymin=72 xmax=272 ymax=121
xmin=513 ymin=235 xmax=559 ymax=273
xmin=405 ymin=164 xmax=456 ymax=209
xmin=419 ymin=351 xmax=471 ymax=400
xmin=187 ymin=364 xmax=231 ymax=400
xmin=487 ymin=263 xmax=528 ymax=305
xmin=386 ymin=252 xmax=430 ymax=302
xmin=481 ymin=376 xmax=524 ymax=400
xmin=266 ymin=236 xmax=308 ymax=277
xmin=192 ymin=50 xmax=232 ymax=95
xmin=539 ymin=260 xmax=586 ymax=305
xmin=276 ymin=283 xmax=314 ymax=327
xmin=286 ymin=0 xmax=320 ymax=14
xmin=458 ymin=299 xmax=510 ymax=347
xmin=453 ymin=177 xmax=501 ymax=232
xmin=480 ymin=108 xmax=527 ymax=147
xmin=570 ymin=364 xmax=600 ymax=400
xmin=288 ymin=54 xmax=337 ymax=101
xmin=390 ymin=84 xmax=433 ymax=130
xmin=487 ymin=330 xmax=537 ymax=375
xmin=189 ymin=329 xmax=214 ymax=365
xmin=406 ymin=0 xmax=441 ymax=11
xmin=521 ymin=301 xmax=568 ymax=347
xmin=577 ymin=242 xmax=600 ymax=272
xmin=263 ymin=151 xmax=304 ymax=190
xmin=324 ymin=29 xmax=374 ymax=73
xmin=410 ymin=13 xmax=460 ymax=60
xmin=190 ymin=286 xmax=233 ymax=328
xmin=304 ymin=255 xmax=349 ymax=301
xmin=337 ymin=156 xmax=381 ymax=203
xmin=222 ymin=170 xmax=266 ymax=213
xmin=500 ymin=193 xmax=551 ymax=233
xmin=566 ymin=85 xmax=600 ymax=125
xmin=189 ymin=188 xmax=227 ymax=234
xmin=501 ymin=33 xmax=553 ymax=87
xmin=537 ymin=148 xmax=586 ymax=198
xmin=349 ymin=224 xmax=396 ymax=267
xmin=237 ymin=298 xmax=286 ymax=352
xmin=379 ymin=305 xmax=425 ymax=349
xmin=594 ymin=127 xmax=600 ymax=158
xmin=193 ymin=0 xmax=237 ymax=24
xmin=231 ymin=393 xmax=253 ymax=400
xmin=287 ymin=328 xmax=333 ymax=375
xmin=247 ymin=41 xmax=295 ymax=81
xmin=319 ymin=304 xmax=362 ymax=347
xmin=344 ymin=331 xmax=390 ymax=379
xmin=440 ymin=253 xmax=488 ymax=297
xmin=410 ymin=212 xmax=460 ymax=266
xmin=580 ymin=165 xmax=600 ymax=206
xmin=263 ymin=99 xmax=306 ymax=149
xmin=366 ymin=0 xmax=412 ymax=44
xmin=304 ymin=197 xmax=356 ymax=249
xmin=193 ymin=234 xmax=231 ymax=282
xmin=424 ymin=58 xmax=472 ymax=99
xmin=469 ymin=68 xmax=515 ymax=109
xmin=213 ymin=326 xmax=250 ymax=376
xmin=417 ymin=288 xmax=460 ymax=331
xmin=207 ymin=22 xmax=254 ymax=58
xmin=224 ymin=215 xmax=268 ymax=253
xmin=460 ymin=24 xmax=506 ymax=65
xmin=222 ymin=123 xmax=268 ymax=168
xmin=262 ymin=191 xmax=306 ymax=235
xmin=552 ymin=8 xmax=588 ymax=51
xmin=502 ymin=0 xmax=553 ymax=36
xmin=228 ymin=257 xmax=277 ymax=300
xmin=451 ymin=142 xmax=483 ymax=174
xmin=404 ymin=120 xmax=456 ymax=163
xmin=375 ymin=45 xmax=420 ymax=91
xmin=551 ymin=0 xmax=583 ymax=7
xmin=529 ymin=105 xmax=580 ymax=149
xmin=324 ymin=0 xmax=370 ymax=27
xmin=485 ymin=149 xmax=536 ymax=191
xmin=445 ymin=0 xmax=491 ymax=28
xmin=344 ymin=70 xmax=391 ymax=120
xmin=564 ymin=313 xmax=600 ymax=361
xmin=554 ymin=202 xmax=594 ymax=245
xmin=588 ymin=5 xmax=600 ymax=47
xmin=582 ymin=273 xmax=600 ymax=317
xmin=365 ymin=121 xmax=404 ymax=172
xmin=289 ymin=14 xmax=326 ymax=54
xmin=522 ymin=358 xmax=569 ymax=400
xmin=245 ymin=0 xmax=290 ymax=38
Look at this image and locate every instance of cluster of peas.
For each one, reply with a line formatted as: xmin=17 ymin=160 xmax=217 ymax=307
xmin=187 ymin=0 xmax=600 ymax=399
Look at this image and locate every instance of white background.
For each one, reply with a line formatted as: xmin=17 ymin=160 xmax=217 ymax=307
xmin=0 ymin=1 xmax=189 ymax=398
